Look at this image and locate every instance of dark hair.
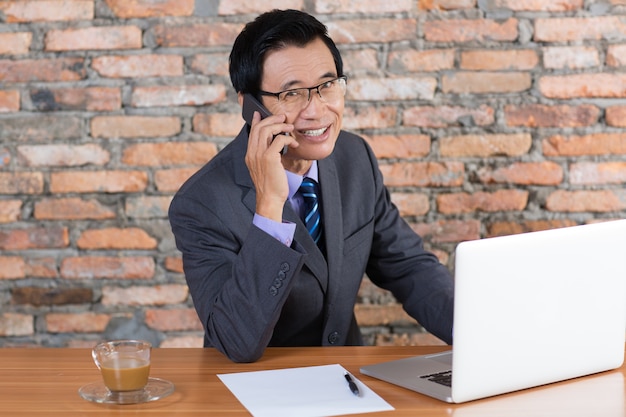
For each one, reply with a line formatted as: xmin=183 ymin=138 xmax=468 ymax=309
xmin=229 ymin=9 xmax=343 ymax=96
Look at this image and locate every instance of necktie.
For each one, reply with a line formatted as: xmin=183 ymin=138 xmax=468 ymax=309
xmin=299 ymin=177 xmax=323 ymax=246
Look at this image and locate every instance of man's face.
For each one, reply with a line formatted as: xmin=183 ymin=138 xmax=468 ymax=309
xmin=260 ymin=38 xmax=344 ymax=171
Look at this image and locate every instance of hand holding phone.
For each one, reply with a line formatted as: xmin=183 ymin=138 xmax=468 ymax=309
xmin=242 ymin=94 xmax=288 ymax=155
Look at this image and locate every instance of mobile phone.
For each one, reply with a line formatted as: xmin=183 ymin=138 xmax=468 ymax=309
xmin=242 ymin=93 xmax=287 ymax=155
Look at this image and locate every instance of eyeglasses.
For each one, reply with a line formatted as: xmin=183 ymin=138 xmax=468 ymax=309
xmin=259 ymin=76 xmax=347 ymax=112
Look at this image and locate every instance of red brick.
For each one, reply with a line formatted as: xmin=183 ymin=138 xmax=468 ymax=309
xmin=160 ymin=336 xmax=203 ymax=348
xmin=24 ymin=257 xmax=58 ymax=278
xmin=342 ymin=49 xmax=380 ymax=73
xmin=546 ymin=190 xmax=626 ymax=212
xmin=30 ymin=87 xmax=121 ymax=112
xmin=440 ymin=133 xmax=532 ymax=157
xmin=487 ymin=219 xmax=578 ymax=238
xmin=193 ymin=112 xmax=254 ymax=137
xmin=0 ymin=256 xmax=26 ymax=280
xmin=424 ymin=18 xmax=518 ymax=42
xmin=131 ymin=84 xmax=226 ymax=107
xmin=461 ymin=50 xmax=538 ymax=70
xmin=104 ymin=0 xmax=194 ymax=18
xmin=504 ymin=104 xmax=600 ymax=127
xmin=77 ymin=227 xmax=158 ymax=250
xmin=540 ymin=74 xmax=626 ymax=98
xmin=0 ymin=32 xmax=32 ymax=55
xmin=443 ymin=72 xmax=531 ymax=94
xmin=355 ymin=303 xmax=413 ymax=326
xmin=437 ymin=190 xmax=529 ymax=214
xmin=151 ymin=23 xmax=243 ymax=48
xmin=543 ymin=46 xmax=600 ymax=69
xmin=60 ymin=256 xmax=155 ymax=280
xmin=92 ymin=55 xmax=183 ymax=78
xmin=0 ymin=90 xmax=20 ymax=112
xmin=348 ymin=76 xmax=437 ymax=101
xmin=418 ymin=0 xmax=476 ymax=10
xmin=91 ymin=116 xmax=181 ymax=139
xmin=0 ymin=227 xmax=69 ymax=250
xmin=34 ymin=198 xmax=116 ymax=220
xmin=0 ymin=313 xmax=33 ymax=336
xmin=341 ymin=106 xmax=398 ymax=130
xmin=607 ymin=45 xmax=626 ymax=67
xmin=543 ymin=133 xmax=626 ymax=156
xmin=316 ymin=0 xmax=411 ymax=13
xmin=535 ymin=17 xmax=626 ymax=42
xmin=403 ymin=105 xmax=495 ymax=128
xmin=17 ymin=144 xmax=110 ymax=167
xmin=388 ymin=49 xmax=455 ymax=73
xmin=380 ymin=162 xmax=465 ymax=187
xmin=478 ymin=162 xmax=563 ymax=186
xmin=328 ymin=19 xmax=417 ymax=44
xmin=391 ymin=192 xmax=430 ymax=216
xmin=165 ymin=257 xmax=183 ymax=274
xmin=411 ymin=219 xmax=482 ymax=243
xmin=487 ymin=0 xmax=582 ymax=11
xmin=0 ymin=58 xmax=86 ymax=83
xmin=155 ymin=168 xmax=198 ymax=192
xmin=0 ymin=115 xmax=83 ymax=141
xmin=12 ymin=287 xmax=93 ymax=306
xmin=0 ymin=200 xmax=22 ymax=223
xmin=50 ymin=170 xmax=148 ymax=193
xmin=102 ymin=284 xmax=188 ymax=306
xmin=217 ymin=0 xmax=304 ymax=15
xmin=122 ymin=142 xmax=217 ymax=166
xmin=606 ymin=107 xmax=626 ymax=127
xmin=125 ymin=196 xmax=172 ymax=219
xmin=144 ymin=308 xmax=203 ymax=331
xmin=570 ymin=162 xmax=626 ymax=185
xmin=0 ymin=172 xmax=44 ymax=194
xmin=45 ymin=26 xmax=142 ymax=51
xmin=0 ymin=0 xmax=93 ymax=22
xmin=189 ymin=53 xmax=230 ymax=76
xmin=364 ymin=134 xmax=431 ymax=159
xmin=46 ymin=312 xmax=110 ymax=333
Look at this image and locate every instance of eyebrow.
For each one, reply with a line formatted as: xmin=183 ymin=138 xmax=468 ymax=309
xmin=280 ymin=71 xmax=337 ymax=91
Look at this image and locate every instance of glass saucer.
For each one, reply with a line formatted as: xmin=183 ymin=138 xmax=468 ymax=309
xmin=78 ymin=377 xmax=175 ymax=405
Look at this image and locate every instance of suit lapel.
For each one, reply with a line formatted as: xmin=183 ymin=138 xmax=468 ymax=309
xmin=318 ymin=156 xmax=343 ymax=301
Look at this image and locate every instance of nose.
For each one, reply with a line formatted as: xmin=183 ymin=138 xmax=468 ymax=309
xmin=301 ymin=88 xmax=324 ymax=114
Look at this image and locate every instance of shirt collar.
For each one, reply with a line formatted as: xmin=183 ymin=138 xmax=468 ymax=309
xmin=286 ymin=161 xmax=319 ymax=200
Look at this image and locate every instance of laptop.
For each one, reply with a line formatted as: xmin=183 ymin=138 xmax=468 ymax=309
xmin=361 ymin=220 xmax=626 ymax=403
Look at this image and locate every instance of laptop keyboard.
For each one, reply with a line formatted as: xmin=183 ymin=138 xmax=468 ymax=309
xmin=420 ymin=370 xmax=452 ymax=387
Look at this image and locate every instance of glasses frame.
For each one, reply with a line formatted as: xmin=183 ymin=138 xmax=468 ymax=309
xmin=258 ymin=76 xmax=347 ymax=108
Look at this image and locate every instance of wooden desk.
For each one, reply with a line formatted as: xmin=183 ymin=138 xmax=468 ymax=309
xmin=0 ymin=346 xmax=623 ymax=416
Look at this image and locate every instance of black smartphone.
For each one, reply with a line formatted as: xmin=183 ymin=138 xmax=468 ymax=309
xmin=242 ymin=93 xmax=287 ymax=155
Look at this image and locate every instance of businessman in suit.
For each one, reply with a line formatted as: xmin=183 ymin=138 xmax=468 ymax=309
xmin=168 ymin=9 xmax=454 ymax=362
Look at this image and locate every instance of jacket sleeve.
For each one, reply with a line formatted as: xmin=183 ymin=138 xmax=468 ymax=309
xmin=169 ymin=188 xmax=307 ymax=362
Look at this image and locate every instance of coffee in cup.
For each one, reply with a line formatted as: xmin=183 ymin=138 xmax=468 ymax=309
xmin=92 ymin=340 xmax=151 ymax=392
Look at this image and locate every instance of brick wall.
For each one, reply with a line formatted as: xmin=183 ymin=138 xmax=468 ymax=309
xmin=1 ymin=0 xmax=625 ymax=348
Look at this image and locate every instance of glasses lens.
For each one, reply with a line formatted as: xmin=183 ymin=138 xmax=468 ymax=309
xmin=277 ymin=77 xmax=346 ymax=112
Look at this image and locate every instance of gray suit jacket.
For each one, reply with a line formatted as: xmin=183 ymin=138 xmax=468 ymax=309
xmin=169 ymin=127 xmax=454 ymax=362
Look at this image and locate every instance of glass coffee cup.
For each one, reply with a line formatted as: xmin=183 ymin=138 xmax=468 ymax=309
xmin=92 ymin=340 xmax=151 ymax=394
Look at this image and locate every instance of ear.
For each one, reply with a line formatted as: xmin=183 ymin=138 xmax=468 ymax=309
xmin=237 ymin=92 xmax=244 ymax=107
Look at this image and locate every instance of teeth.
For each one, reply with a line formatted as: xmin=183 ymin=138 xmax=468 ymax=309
xmin=302 ymin=128 xmax=326 ymax=136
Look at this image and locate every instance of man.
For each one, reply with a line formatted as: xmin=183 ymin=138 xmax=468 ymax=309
xmin=169 ymin=9 xmax=454 ymax=362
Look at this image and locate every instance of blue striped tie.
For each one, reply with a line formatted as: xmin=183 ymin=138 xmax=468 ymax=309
xmin=299 ymin=177 xmax=322 ymax=246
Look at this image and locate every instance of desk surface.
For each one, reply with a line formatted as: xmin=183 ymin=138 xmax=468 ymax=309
xmin=0 ymin=345 xmax=624 ymax=416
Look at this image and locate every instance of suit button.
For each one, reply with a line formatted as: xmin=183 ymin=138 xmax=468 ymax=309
xmin=273 ymin=278 xmax=282 ymax=288
xmin=328 ymin=331 xmax=340 ymax=344
xmin=269 ymin=286 xmax=278 ymax=296
xmin=280 ymin=262 xmax=290 ymax=272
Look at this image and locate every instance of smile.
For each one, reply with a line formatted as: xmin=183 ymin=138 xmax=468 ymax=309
xmin=300 ymin=127 xmax=328 ymax=137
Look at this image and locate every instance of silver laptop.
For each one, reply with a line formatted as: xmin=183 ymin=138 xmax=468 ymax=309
xmin=361 ymin=220 xmax=626 ymax=403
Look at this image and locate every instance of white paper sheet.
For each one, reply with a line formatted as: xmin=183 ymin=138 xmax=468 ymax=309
xmin=218 ymin=363 xmax=394 ymax=417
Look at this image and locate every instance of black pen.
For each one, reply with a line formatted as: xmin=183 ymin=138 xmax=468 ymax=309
xmin=344 ymin=372 xmax=360 ymax=396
